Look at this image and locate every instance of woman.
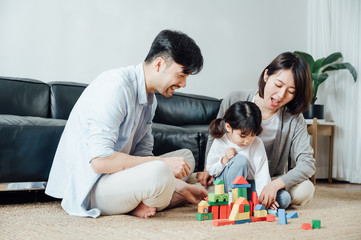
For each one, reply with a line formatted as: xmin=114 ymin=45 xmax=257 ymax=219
xmin=197 ymin=52 xmax=315 ymax=209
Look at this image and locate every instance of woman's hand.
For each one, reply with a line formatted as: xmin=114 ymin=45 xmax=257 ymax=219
xmin=258 ymin=178 xmax=285 ymax=209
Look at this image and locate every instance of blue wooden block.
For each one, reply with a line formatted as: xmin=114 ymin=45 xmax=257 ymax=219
xmin=267 ymin=209 xmax=277 ymax=215
xmin=286 ymin=211 xmax=298 ymax=219
xmin=278 ymin=209 xmax=287 ymax=225
xmin=254 ymin=204 xmax=265 ymax=210
xmin=235 ymin=218 xmax=252 ymax=224
xmin=230 ymin=184 xmax=251 ymax=189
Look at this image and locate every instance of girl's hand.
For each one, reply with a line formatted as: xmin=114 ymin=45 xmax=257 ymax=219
xmin=221 ymin=147 xmax=236 ymax=165
xmin=269 ymin=200 xmax=279 ymax=210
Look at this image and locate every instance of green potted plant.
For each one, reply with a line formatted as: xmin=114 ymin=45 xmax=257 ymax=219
xmin=294 ymin=51 xmax=357 ymax=119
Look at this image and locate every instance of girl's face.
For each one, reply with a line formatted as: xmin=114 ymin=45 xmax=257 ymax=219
xmin=263 ymin=68 xmax=296 ymax=113
xmin=225 ymin=124 xmax=256 ymax=147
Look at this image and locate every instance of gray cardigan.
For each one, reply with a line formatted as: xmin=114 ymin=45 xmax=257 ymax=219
xmin=205 ymin=90 xmax=315 ymax=189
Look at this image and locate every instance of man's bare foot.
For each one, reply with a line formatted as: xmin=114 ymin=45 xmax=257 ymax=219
xmin=168 ymin=179 xmax=208 ymax=208
xmin=130 ymin=202 xmax=156 ymax=218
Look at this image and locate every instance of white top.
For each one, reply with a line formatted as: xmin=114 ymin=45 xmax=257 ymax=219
xmin=45 ymin=64 xmax=157 ymax=218
xmin=206 ymin=134 xmax=271 ymax=196
xmin=258 ymin=110 xmax=280 ymax=159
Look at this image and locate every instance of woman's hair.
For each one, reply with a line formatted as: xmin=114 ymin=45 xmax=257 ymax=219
xmin=258 ymin=52 xmax=312 ymax=115
xmin=209 ymin=101 xmax=263 ymax=139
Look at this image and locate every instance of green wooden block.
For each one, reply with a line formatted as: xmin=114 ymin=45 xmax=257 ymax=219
xmin=196 ymin=212 xmax=213 ymax=221
xmin=240 ymin=188 xmax=247 ymax=199
xmin=312 ymin=219 xmax=321 ymax=229
xmin=244 ymin=204 xmax=250 ymax=212
xmin=208 ymin=201 xmax=228 ymax=206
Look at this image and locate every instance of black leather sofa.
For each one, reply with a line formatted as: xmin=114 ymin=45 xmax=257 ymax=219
xmin=0 ymin=77 xmax=221 ymax=185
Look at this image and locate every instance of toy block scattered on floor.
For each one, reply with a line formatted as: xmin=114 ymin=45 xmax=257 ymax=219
xmin=196 ymin=212 xmax=213 ymax=221
xmin=266 ymin=214 xmax=275 ymax=222
xmin=278 ymin=209 xmax=287 ymax=224
xmin=251 ymin=216 xmax=267 ymax=222
xmin=301 ymin=223 xmax=313 ymax=230
xmin=267 ymin=209 xmax=277 ymax=215
xmin=312 ymin=219 xmax=321 ymax=229
xmin=213 ymin=219 xmax=235 ymax=227
xmin=286 ymin=211 xmax=298 ymax=219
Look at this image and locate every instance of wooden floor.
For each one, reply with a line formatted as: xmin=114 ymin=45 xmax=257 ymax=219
xmin=316 ymin=179 xmax=361 ymax=192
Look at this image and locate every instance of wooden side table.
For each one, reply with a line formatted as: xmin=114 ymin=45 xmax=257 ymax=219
xmin=306 ymin=118 xmax=336 ymax=184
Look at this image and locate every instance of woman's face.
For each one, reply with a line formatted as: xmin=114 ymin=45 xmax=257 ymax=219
xmin=263 ymin=68 xmax=296 ymax=112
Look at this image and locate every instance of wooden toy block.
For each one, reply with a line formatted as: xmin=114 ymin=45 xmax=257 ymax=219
xmin=235 ymin=218 xmax=252 ymax=224
xmin=208 ymin=193 xmax=229 ymax=203
xmin=211 ymin=205 xmax=219 ymax=220
xmin=238 ymin=211 xmax=250 ymax=220
xmin=254 ymin=204 xmax=265 ymax=210
xmin=278 ymin=209 xmax=287 ymax=225
xmin=220 ymin=205 xmax=228 ymax=219
xmin=215 ymin=184 xmax=225 ymax=195
xmin=213 ymin=220 xmax=235 ymax=227
xmin=301 ymin=223 xmax=313 ymax=230
xmin=254 ymin=210 xmax=267 ymax=218
xmin=251 ymin=191 xmax=259 ymax=205
xmin=214 ymin=179 xmax=224 ymax=185
xmin=286 ymin=211 xmax=298 ymax=219
xmin=232 ymin=188 xmax=239 ymax=202
xmin=248 ymin=202 xmax=254 ymax=216
xmin=251 ymin=216 xmax=267 ymax=222
xmin=267 ymin=209 xmax=277 ymax=215
xmin=230 ymin=184 xmax=251 ymax=188
xmin=239 ymin=187 xmax=248 ymax=199
xmin=232 ymin=176 xmax=249 ymax=185
xmin=312 ymin=219 xmax=321 ymax=229
xmin=227 ymin=203 xmax=233 ymax=218
xmin=198 ymin=200 xmax=210 ymax=213
xmin=208 ymin=200 xmax=228 ymax=206
xmin=244 ymin=204 xmax=250 ymax=212
xmin=196 ymin=212 xmax=213 ymax=221
xmin=266 ymin=214 xmax=275 ymax=222
xmin=229 ymin=205 xmax=239 ymax=221
xmin=238 ymin=204 xmax=244 ymax=213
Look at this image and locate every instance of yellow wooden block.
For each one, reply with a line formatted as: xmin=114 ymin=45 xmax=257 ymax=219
xmin=215 ymin=184 xmax=225 ymax=195
xmin=229 ymin=205 xmax=239 ymax=221
xmin=232 ymin=188 xmax=239 ymax=203
xmin=238 ymin=211 xmax=250 ymax=220
xmin=254 ymin=210 xmax=267 ymax=218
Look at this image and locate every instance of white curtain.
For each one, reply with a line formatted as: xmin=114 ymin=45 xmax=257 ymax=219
xmin=308 ymin=0 xmax=361 ymax=183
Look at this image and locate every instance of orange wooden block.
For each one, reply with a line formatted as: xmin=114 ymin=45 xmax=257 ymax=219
xmin=211 ymin=205 xmax=219 ymax=220
xmin=266 ymin=214 xmax=275 ymax=222
xmin=213 ymin=220 xmax=236 ymax=227
xmin=220 ymin=205 xmax=228 ymax=219
xmin=251 ymin=216 xmax=267 ymax=222
xmin=301 ymin=223 xmax=313 ymax=230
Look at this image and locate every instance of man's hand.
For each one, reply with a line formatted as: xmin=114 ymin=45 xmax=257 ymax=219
xmin=196 ymin=170 xmax=213 ymax=188
xmin=258 ymin=178 xmax=285 ymax=209
xmin=162 ymin=157 xmax=191 ymax=179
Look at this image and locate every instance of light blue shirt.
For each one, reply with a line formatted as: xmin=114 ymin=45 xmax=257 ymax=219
xmin=45 ymin=64 xmax=156 ymax=218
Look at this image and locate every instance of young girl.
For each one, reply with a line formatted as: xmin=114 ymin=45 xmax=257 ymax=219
xmin=206 ymin=101 xmax=271 ymax=199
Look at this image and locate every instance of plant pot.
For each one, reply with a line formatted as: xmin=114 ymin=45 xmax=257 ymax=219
xmin=303 ymin=104 xmax=324 ymax=119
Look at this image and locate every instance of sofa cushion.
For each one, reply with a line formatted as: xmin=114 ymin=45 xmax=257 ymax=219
xmin=153 ymin=92 xmax=221 ymax=126
xmin=49 ymin=81 xmax=88 ymax=120
xmin=0 ymin=115 xmax=66 ymax=182
xmin=0 ymin=77 xmax=49 ymax=118
xmin=151 ymin=123 xmax=202 ymax=171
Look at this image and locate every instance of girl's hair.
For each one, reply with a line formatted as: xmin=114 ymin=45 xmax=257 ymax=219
xmin=258 ymin=52 xmax=312 ymax=115
xmin=209 ymin=101 xmax=263 ymax=139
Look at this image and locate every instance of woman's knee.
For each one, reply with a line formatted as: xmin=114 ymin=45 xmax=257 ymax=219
xmin=288 ymin=180 xmax=315 ymax=206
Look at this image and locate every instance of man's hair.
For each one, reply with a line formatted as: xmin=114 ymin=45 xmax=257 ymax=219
xmin=144 ymin=30 xmax=203 ymax=75
xmin=258 ymin=52 xmax=312 ymax=115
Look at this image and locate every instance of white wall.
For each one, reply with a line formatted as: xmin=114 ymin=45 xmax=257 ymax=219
xmin=0 ymin=0 xmax=308 ymax=99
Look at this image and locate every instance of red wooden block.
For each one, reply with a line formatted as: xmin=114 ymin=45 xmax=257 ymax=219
xmin=227 ymin=203 xmax=234 ymax=218
xmin=301 ymin=223 xmax=313 ymax=230
xmin=213 ymin=220 xmax=236 ymax=227
xmin=252 ymin=191 xmax=259 ymax=205
xmin=238 ymin=204 xmax=245 ymax=213
xmin=266 ymin=214 xmax=275 ymax=222
xmin=211 ymin=205 xmax=219 ymax=220
xmin=220 ymin=205 xmax=227 ymax=219
xmin=249 ymin=202 xmax=254 ymax=216
xmin=251 ymin=216 xmax=267 ymax=222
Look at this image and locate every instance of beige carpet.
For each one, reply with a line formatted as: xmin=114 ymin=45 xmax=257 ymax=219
xmin=1 ymin=185 xmax=361 ymax=240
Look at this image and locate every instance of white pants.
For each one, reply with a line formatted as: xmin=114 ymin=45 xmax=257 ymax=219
xmin=89 ymin=149 xmax=195 ymax=215
xmin=287 ymin=179 xmax=315 ymax=206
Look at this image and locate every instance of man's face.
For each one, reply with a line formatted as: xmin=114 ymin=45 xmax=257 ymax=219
xmin=156 ymin=61 xmax=190 ymax=98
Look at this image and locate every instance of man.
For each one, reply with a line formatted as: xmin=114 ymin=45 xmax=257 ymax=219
xmin=45 ymin=30 xmax=208 ymax=218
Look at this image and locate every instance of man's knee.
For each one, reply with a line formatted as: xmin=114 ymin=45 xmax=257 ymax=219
xmin=277 ymin=190 xmax=291 ymax=209
xmin=288 ymin=180 xmax=315 ymax=206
